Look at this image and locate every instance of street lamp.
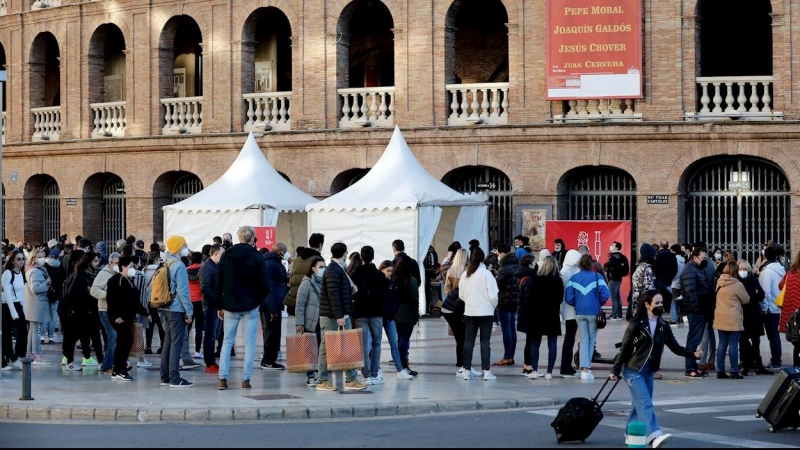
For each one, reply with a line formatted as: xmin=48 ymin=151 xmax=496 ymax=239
xmin=0 ymin=68 xmax=6 ymax=378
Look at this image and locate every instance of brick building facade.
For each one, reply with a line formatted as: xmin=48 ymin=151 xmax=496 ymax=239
xmin=0 ymin=0 xmax=796 ymax=264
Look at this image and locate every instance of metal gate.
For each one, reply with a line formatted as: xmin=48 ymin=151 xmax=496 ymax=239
xmin=445 ymin=166 xmax=512 ymax=245
xmin=43 ymin=178 xmax=60 ymax=242
xmin=102 ymin=176 xmax=126 ymax=249
xmin=686 ymin=158 xmax=790 ymax=264
xmin=567 ymin=166 xmax=637 ymax=251
xmin=172 ymin=174 xmax=203 ymax=203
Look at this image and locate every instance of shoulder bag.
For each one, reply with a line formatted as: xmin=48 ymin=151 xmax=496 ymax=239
xmin=596 ymin=273 xmax=607 ymax=329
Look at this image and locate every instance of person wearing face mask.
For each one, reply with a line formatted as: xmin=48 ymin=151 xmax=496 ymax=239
xmin=106 ymin=256 xmax=152 ymax=381
xmin=713 ymin=261 xmax=750 ymax=379
xmin=159 ymin=236 xmax=195 ymax=388
xmin=200 ymin=245 xmax=224 ymax=372
xmin=679 ymin=247 xmax=711 ymax=378
xmin=261 ymin=243 xmax=289 ymax=371
xmin=296 ymin=257 xmax=325 ymax=386
xmin=221 ymin=233 xmax=233 ymax=250
xmin=61 ymin=252 xmax=104 ymax=371
xmin=735 ymin=260 xmax=769 ymax=375
xmin=41 ymin=248 xmax=63 ymax=344
xmin=91 ymin=252 xmax=122 ymax=374
xmin=285 ymin=233 xmax=325 ymax=317
xmin=611 ymin=290 xmax=703 ymax=449
xmin=24 ymin=250 xmax=53 ymax=365
xmin=552 ymin=238 xmax=567 ymax=269
xmin=352 ymin=247 xmax=387 ymax=385
xmin=759 ymin=245 xmax=786 ymax=370
xmin=604 ymin=241 xmax=630 ymax=321
xmin=753 ymin=241 xmax=772 ymax=276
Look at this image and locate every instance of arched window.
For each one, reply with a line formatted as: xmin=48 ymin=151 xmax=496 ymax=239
xmin=443 ymin=166 xmax=512 ymax=245
xmin=29 ymin=32 xmax=60 ymax=141
xmin=88 ymin=24 xmax=127 ymax=137
xmin=159 ymin=15 xmax=203 ymax=133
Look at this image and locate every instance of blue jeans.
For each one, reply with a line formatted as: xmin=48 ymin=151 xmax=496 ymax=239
xmin=576 ymin=315 xmax=598 ymax=369
xmin=383 ymin=319 xmax=403 ymax=372
xmin=356 ymin=317 xmax=383 ymax=378
xmin=98 ymin=311 xmax=117 ymax=371
xmin=699 ymin=320 xmax=716 ymax=366
xmin=623 ymin=361 xmax=663 ymax=443
xmin=202 ymin=306 xmax=219 ymax=367
xmin=608 ymin=281 xmax=622 ymax=318
xmin=716 ymin=330 xmax=741 ymax=373
xmin=396 ymin=323 xmax=414 ymax=368
xmin=498 ymin=310 xmax=517 ymax=360
xmin=530 ymin=334 xmax=558 ymax=373
xmin=763 ymin=313 xmax=782 ymax=367
xmin=160 ymin=310 xmax=187 ymax=384
xmin=318 ymin=317 xmax=358 ymax=383
xmin=685 ymin=312 xmax=706 ymax=372
xmin=40 ymin=302 xmax=58 ymax=339
xmin=670 ymin=293 xmax=680 ymax=322
xmin=218 ymin=308 xmax=259 ymax=382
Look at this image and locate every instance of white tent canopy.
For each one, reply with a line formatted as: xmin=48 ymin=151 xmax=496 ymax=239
xmin=307 ymin=127 xmax=488 ymax=315
xmin=163 ymin=133 xmax=318 ymax=251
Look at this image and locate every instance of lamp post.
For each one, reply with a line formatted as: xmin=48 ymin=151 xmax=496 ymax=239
xmin=0 ymin=68 xmax=6 ymax=376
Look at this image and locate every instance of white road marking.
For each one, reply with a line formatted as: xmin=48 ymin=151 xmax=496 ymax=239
xmin=605 ymin=393 xmax=765 ymax=407
xmin=716 ymin=415 xmax=763 ymax=422
xmin=664 ymin=404 xmax=760 ymax=415
xmin=526 ymin=410 xmax=799 ymax=448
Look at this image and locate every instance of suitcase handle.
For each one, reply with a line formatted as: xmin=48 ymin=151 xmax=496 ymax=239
xmin=593 ymin=377 xmax=621 ymax=408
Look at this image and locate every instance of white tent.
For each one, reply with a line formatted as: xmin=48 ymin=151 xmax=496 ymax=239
xmin=163 ymin=133 xmax=318 ymax=252
xmin=307 ymin=126 xmax=488 ymax=315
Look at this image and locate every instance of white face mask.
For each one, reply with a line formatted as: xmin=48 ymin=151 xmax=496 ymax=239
xmin=714 ymin=253 xmax=722 ymax=260
xmin=609 ymin=246 xmax=616 ymax=253
xmin=283 ymin=251 xmax=291 ymax=261
xmin=761 ymin=249 xmax=765 ymax=256
xmin=112 ymin=265 xmax=120 ymax=273
xmin=316 ymin=268 xmax=325 ymax=278
xmin=127 ymin=268 xmax=137 ymax=278
xmin=180 ymin=247 xmax=190 ymax=257
xmin=738 ymin=270 xmax=749 ymax=279
xmin=36 ymin=257 xmax=45 ymax=266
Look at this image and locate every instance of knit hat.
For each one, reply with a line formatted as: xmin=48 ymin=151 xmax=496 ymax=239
xmin=639 ymin=243 xmax=657 ymax=260
xmin=166 ymin=236 xmax=187 ymax=254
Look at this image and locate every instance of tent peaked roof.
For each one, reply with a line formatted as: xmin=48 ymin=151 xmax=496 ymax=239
xmin=164 ymin=133 xmax=317 ymax=213
xmin=307 ymin=126 xmax=487 ymax=212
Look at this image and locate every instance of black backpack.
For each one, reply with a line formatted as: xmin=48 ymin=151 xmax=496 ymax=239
xmin=786 ymin=308 xmax=800 ymax=344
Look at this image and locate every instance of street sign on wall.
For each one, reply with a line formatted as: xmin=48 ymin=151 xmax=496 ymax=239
xmin=546 ymin=0 xmax=643 ymax=99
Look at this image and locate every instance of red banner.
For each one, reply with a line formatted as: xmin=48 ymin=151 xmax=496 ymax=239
xmin=547 ymin=220 xmax=632 ymax=305
xmin=546 ymin=0 xmax=642 ymax=99
xmin=254 ymin=226 xmax=276 ymax=251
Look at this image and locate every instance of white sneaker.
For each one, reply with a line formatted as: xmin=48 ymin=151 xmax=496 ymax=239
xmin=397 ymin=369 xmax=414 ymax=380
xmin=470 ymin=367 xmax=482 ymax=377
xmin=526 ymin=371 xmax=544 ymax=379
xmin=580 ymin=371 xmax=595 ymax=380
xmin=483 ymin=370 xmax=497 ymax=381
xmin=193 ymin=352 xmax=203 ymax=359
xmin=12 ymin=360 xmax=22 ymax=370
xmin=65 ymin=362 xmax=82 ymax=371
xmin=462 ymin=368 xmax=474 ymax=380
xmin=370 ymin=376 xmax=385 ymax=385
xmin=137 ymin=359 xmax=153 ymax=368
xmin=356 ymin=373 xmax=366 ymax=382
xmin=652 ymin=433 xmax=672 ymax=448
xmin=456 ymin=367 xmax=467 ymax=377
xmin=545 ymin=373 xmax=553 ymax=380
xmin=377 ymin=369 xmax=383 ymax=380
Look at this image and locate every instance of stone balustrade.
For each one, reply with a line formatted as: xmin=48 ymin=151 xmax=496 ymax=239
xmin=338 ymin=87 xmax=395 ymax=128
xmin=243 ymin=92 xmax=292 ymax=132
xmin=693 ymin=76 xmax=778 ymax=120
xmin=446 ymin=82 xmax=509 ymax=126
xmin=90 ymin=101 xmax=126 ymax=137
xmin=553 ymin=98 xmax=642 ymax=123
xmin=31 ymin=0 xmax=59 ymax=10
xmin=161 ymin=96 xmax=203 ymax=135
xmin=31 ymin=106 xmax=60 ymax=141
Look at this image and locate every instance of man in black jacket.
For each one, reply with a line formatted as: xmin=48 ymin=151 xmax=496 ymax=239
xmin=653 ymin=240 xmax=678 ymax=312
xmin=215 ymin=226 xmax=270 ymax=390
xmin=200 ymin=244 xmax=224 ymax=372
xmin=679 ymin=246 xmax=710 ymax=378
xmin=260 ymin=243 xmax=288 ymax=371
xmin=316 ymin=242 xmax=368 ymax=392
xmin=604 ymin=241 xmax=630 ymax=320
xmin=352 ymin=246 xmax=386 ymax=384
xmin=392 ymin=240 xmax=421 ymax=285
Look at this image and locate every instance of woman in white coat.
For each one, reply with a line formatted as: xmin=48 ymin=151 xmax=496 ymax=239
xmin=25 ymin=250 xmax=53 ymax=365
xmin=460 ymin=247 xmax=500 ymax=381
xmin=559 ymin=250 xmax=582 ymax=377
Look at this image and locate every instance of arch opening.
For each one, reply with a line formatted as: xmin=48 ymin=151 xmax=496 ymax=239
xmin=442 ymin=165 xmax=512 ymax=246
xmin=153 ymin=171 xmax=203 ymax=242
xmin=330 ymin=168 xmax=370 ymax=195
xmin=337 ymin=0 xmax=395 ymax=89
xmin=159 ymin=15 xmax=203 ymax=100
xmin=29 ymin=32 xmax=60 ymax=109
xmin=23 ymin=174 xmax=60 ymax=244
xmin=83 ymin=173 xmax=125 ymax=249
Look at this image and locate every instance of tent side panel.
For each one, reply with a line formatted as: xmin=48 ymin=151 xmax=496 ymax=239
xmin=164 ymin=209 xmax=260 ymax=251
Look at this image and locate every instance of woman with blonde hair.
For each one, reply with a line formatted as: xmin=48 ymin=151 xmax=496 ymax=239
xmin=441 ymin=248 xmax=469 ymax=375
xmin=25 ymin=250 xmax=53 ymax=364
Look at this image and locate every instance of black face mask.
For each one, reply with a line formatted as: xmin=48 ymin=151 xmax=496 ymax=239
xmin=222 ymin=241 xmax=232 ymax=249
xmin=651 ymin=307 xmax=665 ymax=317
xmin=699 ymin=260 xmax=709 ymax=269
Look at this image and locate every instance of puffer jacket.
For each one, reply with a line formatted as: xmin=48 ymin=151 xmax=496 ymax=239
xmin=613 ymin=316 xmax=696 ymax=376
xmin=495 ymin=253 xmax=520 ymax=312
xmin=263 ymin=252 xmax=288 ymax=315
xmin=285 ymin=248 xmax=321 ymax=308
xmin=738 ymin=274 xmax=765 ymax=337
xmin=319 ymin=260 xmax=353 ymax=319
xmin=296 ymin=275 xmax=322 ymax=332
xmin=713 ymin=274 xmax=749 ymax=332
xmin=680 ymin=260 xmax=711 ymax=314
xmin=559 ymin=250 xmax=581 ymax=321
xmin=186 ymin=263 xmax=202 ymax=302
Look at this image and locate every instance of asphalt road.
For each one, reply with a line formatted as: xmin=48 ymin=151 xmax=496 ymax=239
xmin=2 ymin=397 xmax=798 ymax=448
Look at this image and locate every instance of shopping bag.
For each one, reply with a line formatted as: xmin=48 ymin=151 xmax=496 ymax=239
xmin=776 ymin=277 xmax=787 ymax=307
xmin=324 ymin=327 xmax=364 ymax=371
xmin=286 ymin=332 xmax=319 ymax=373
xmin=129 ymin=323 xmax=145 ymax=356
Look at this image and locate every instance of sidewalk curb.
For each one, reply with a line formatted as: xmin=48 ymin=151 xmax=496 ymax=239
xmin=0 ymin=397 xmax=558 ymax=423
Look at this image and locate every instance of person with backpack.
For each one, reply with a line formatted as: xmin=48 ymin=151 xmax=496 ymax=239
xmin=24 ymin=250 xmax=53 ymax=365
xmin=2 ymin=250 xmax=28 ymax=370
xmin=442 ymin=249 xmax=468 ymax=376
xmin=156 ymin=236 xmax=195 ymax=388
xmin=61 ymin=252 xmax=103 ymax=371
xmin=106 ymin=256 xmax=152 ymax=381
xmin=91 ymin=252 xmax=122 ymax=374
xmin=604 ymin=241 xmax=630 ymax=321
xmin=611 ymin=290 xmax=703 ymax=448
xmin=778 ymin=250 xmax=800 ymax=368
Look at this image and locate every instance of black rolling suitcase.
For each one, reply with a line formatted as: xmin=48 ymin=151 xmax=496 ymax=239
xmin=756 ymin=367 xmax=800 ymax=432
xmin=551 ymin=377 xmax=620 ymax=444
